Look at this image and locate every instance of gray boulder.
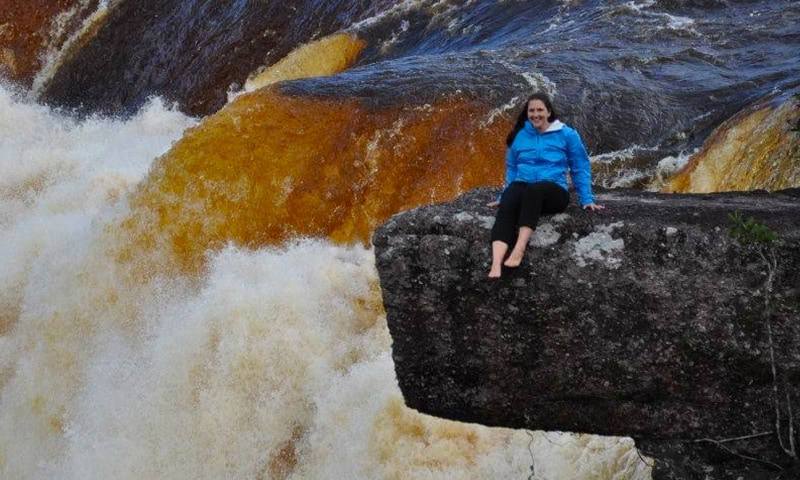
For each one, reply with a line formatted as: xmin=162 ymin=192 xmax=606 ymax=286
xmin=372 ymin=186 xmax=800 ymax=479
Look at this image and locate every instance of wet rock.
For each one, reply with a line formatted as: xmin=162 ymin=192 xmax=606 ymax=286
xmin=372 ymin=186 xmax=800 ymax=479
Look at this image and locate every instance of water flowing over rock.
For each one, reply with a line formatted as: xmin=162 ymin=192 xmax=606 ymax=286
xmin=36 ymin=0 xmax=393 ymax=116
xmin=372 ymin=187 xmax=800 ymax=479
xmin=665 ymin=94 xmax=800 ymax=194
xmin=0 ymin=0 xmax=100 ymax=85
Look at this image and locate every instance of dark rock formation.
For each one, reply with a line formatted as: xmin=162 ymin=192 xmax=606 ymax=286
xmin=37 ymin=0 xmax=388 ymax=117
xmin=372 ymin=186 xmax=800 ymax=479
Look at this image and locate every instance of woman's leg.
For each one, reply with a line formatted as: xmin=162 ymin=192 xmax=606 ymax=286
xmin=489 ymin=241 xmax=508 ymax=278
xmin=504 ymin=226 xmax=534 ymax=267
xmin=505 ymin=182 xmax=569 ymax=267
xmin=489 ymin=183 xmax=524 ymax=278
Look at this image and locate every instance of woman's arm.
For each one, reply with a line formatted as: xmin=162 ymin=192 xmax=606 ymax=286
xmin=564 ymin=129 xmax=595 ymax=206
xmin=490 ymin=146 xmax=518 ymax=205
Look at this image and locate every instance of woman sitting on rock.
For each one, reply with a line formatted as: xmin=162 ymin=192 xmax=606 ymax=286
xmin=488 ymin=92 xmax=604 ymax=278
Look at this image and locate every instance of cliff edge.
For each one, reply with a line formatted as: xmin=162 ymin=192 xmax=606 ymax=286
xmin=372 ymin=186 xmax=800 ymax=479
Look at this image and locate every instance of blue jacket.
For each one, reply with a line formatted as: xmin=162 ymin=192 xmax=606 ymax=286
xmin=502 ymin=120 xmax=595 ymax=206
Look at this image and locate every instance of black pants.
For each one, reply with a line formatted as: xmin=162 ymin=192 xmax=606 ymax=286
xmin=491 ymin=181 xmax=569 ymax=246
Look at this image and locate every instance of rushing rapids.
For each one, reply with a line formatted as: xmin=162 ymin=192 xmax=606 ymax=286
xmin=1 ymin=0 xmax=799 ymax=479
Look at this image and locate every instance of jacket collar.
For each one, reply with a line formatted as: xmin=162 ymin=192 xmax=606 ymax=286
xmin=546 ymin=120 xmax=564 ymax=132
xmin=525 ymin=119 xmax=564 ymax=133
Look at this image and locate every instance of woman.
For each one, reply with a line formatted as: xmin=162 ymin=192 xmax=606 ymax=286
xmin=488 ymin=92 xmax=604 ymax=278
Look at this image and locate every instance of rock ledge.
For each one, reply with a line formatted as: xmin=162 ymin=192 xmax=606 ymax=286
xmin=373 ymin=187 xmax=800 ymax=479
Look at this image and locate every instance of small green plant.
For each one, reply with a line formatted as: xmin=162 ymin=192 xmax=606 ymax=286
xmin=727 ymin=212 xmax=778 ymax=246
xmin=728 ymin=212 xmax=795 ymax=460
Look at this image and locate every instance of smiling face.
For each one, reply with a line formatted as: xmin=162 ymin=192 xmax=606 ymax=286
xmin=527 ymin=99 xmax=551 ymax=132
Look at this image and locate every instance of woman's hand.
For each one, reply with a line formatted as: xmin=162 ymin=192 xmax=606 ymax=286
xmin=582 ymin=203 xmax=605 ymax=211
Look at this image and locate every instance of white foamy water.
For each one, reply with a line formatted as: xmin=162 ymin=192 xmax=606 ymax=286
xmin=0 ymin=83 xmax=652 ymax=479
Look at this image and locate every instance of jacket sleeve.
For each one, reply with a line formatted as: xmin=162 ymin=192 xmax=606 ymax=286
xmin=564 ymin=128 xmax=595 ymax=205
xmin=504 ymin=145 xmax=518 ymax=189
xmin=498 ymin=145 xmax=518 ymax=201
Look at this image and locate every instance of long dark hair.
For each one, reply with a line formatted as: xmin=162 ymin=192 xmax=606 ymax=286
xmin=505 ymin=92 xmax=559 ymax=146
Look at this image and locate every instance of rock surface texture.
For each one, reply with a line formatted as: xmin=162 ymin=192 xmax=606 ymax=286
xmin=372 ymin=187 xmax=800 ymax=479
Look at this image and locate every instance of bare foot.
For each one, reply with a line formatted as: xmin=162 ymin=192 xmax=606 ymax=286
xmin=503 ymin=253 xmax=523 ymax=268
xmin=488 ymin=264 xmax=502 ymax=278
xmin=503 ymin=252 xmax=522 ymax=268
